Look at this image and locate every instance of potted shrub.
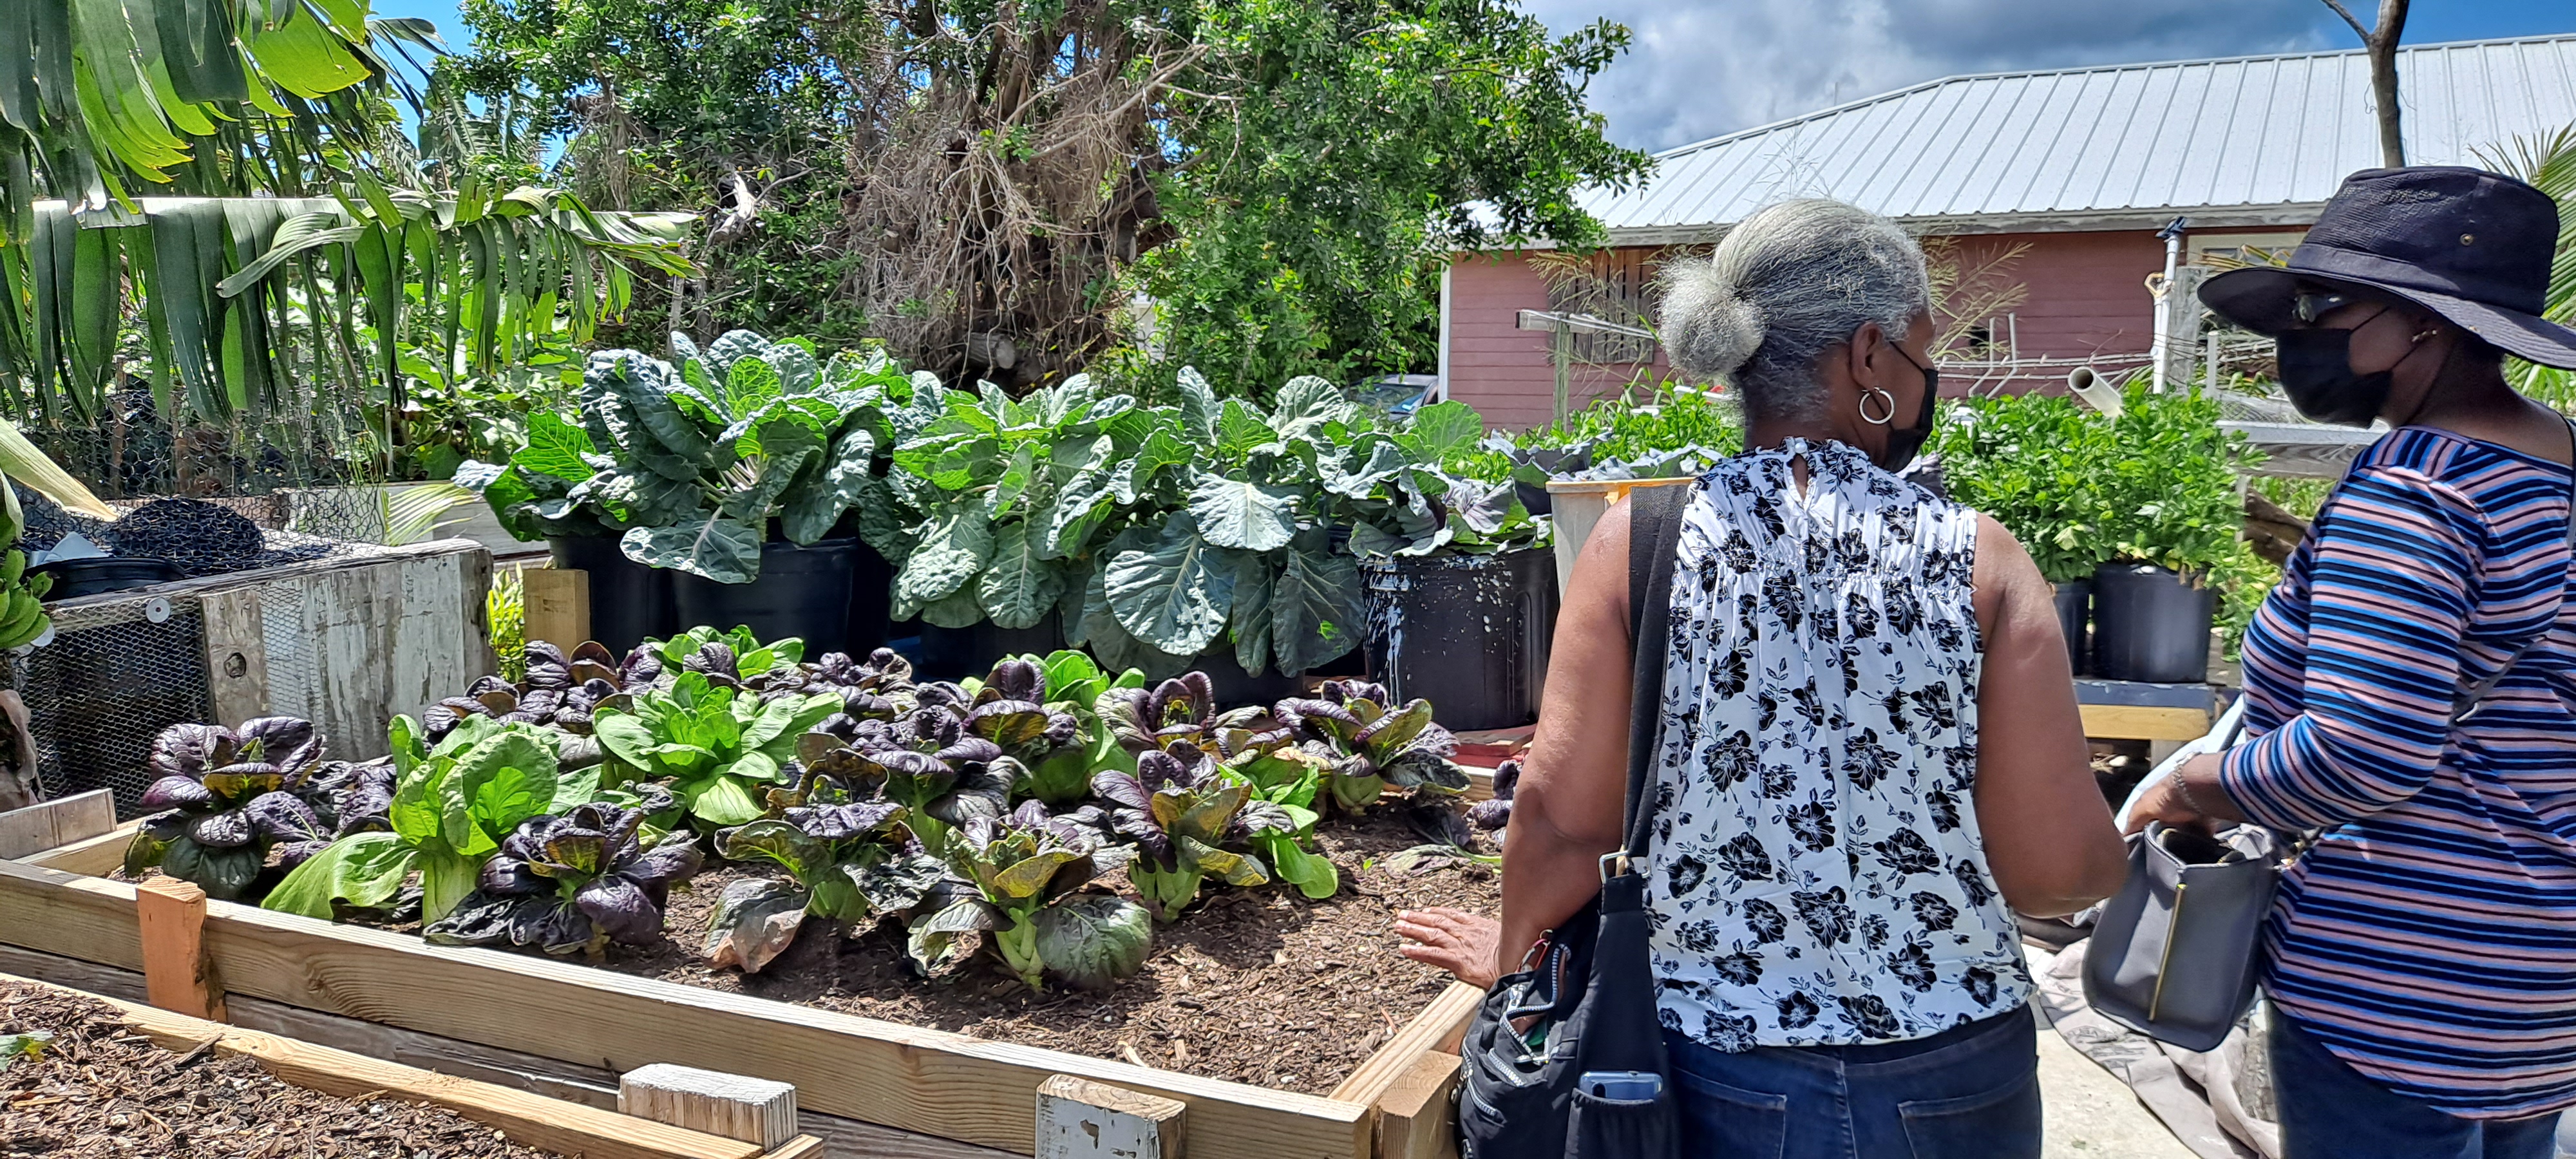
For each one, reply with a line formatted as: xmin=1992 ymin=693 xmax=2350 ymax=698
xmin=2083 ymin=382 xmax=2260 ymax=684
xmin=460 ymin=410 xmax=678 ymax=655
xmin=1935 ymin=390 xmax=2119 ymax=674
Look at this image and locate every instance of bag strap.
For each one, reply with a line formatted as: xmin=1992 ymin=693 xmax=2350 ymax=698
xmin=2450 ymin=417 xmax=2576 ymax=725
xmin=1620 ymin=483 xmax=1692 ymax=864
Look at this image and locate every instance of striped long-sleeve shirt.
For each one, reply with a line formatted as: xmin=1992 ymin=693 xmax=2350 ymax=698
xmin=2219 ymin=426 xmax=2576 ymax=1119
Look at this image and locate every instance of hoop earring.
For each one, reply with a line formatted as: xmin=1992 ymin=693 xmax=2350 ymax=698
xmin=1859 ymin=387 xmax=1897 ymax=426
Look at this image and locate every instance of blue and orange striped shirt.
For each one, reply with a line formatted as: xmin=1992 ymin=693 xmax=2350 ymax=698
xmin=2219 ymin=426 xmax=2576 ymax=1119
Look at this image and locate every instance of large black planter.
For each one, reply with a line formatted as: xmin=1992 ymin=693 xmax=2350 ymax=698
xmin=918 ymin=612 xmax=1066 ymax=681
xmin=1360 ymin=547 xmax=1560 ymax=732
xmin=670 ymin=538 xmax=889 ymax=659
xmin=2052 ymin=580 xmax=2092 ymax=676
xmin=2091 ymin=563 xmax=2216 ymax=684
xmin=547 ymin=534 xmax=676 ymax=655
xmin=1193 ymin=648 xmax=1312 ymax=708
xmin=31 ymin=557 xmax=184 ymax=601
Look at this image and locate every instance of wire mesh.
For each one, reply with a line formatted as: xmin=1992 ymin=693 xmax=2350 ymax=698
xmin=20 ymin=599 xmax=213 ymax=818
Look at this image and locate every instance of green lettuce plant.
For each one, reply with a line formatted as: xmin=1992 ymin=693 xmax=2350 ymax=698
xmin=590 ymin=671 xmax=842 ymax=826
xmin=263 ymin=716 xmax=597 ymax=924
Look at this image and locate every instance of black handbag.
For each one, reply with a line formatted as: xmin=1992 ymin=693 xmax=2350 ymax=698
xmin=1456 ymin=484 xmax=1688 ymax=1159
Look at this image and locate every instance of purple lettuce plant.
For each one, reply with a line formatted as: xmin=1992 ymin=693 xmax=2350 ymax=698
xmin=424 ymin=802 xmax=703 ymax=957
xmin=125 ymin=717 xmax=334 ymax=900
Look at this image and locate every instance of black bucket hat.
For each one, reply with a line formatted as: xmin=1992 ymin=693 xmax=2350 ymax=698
xmin=2200 ymin=165 xmax=2576 ymax=370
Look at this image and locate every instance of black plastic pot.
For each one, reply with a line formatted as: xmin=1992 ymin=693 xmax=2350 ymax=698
xmin=547 ymin=534 xmax=676 ymax=656
xmin=2052 ymin=580 xmax=2092 ymax=676
xmin=671 ymin=538 xmax=888 ymax=659
xmin=2091 ymin=563 xmax=2216 ymax=684
xmin=32 ymin=557 xmax=183 ymax=601
xmin=1360 ymin=547 xmax=1560 ymax=732
xmin=918 ymin=612 xmax=1066 ymax=681
xmin=1193 ymin=648 xmax=1312 ymax=708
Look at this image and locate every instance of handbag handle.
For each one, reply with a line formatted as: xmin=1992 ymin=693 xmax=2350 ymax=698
xmin=1614 ymin=484 xmax=1693 ymax=872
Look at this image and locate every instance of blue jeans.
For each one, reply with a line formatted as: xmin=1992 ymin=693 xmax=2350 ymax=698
xmin=1663 ymin=1004 xmax=2041 ymax=1159
xmin=2271 ymin=1009 xmax=2562 ymax=1159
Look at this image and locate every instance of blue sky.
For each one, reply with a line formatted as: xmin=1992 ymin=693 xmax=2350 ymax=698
xmin=374 ymin=0 xmax=2576 ymax=151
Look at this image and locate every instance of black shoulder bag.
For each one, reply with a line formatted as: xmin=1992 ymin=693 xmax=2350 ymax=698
xmin=1456 ymin=484 xmax=1688 ymax=1159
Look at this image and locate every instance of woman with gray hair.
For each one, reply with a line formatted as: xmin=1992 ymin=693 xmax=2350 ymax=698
xmin=1488 ymin=198 xmax=2127 ymax=1158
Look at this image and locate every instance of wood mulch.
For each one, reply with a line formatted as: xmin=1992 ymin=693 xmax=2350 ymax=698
xmin=610 ymin=807 xmax=1501 ymax=1096
xmin=0 ymin=980 xmax=559 ymax=1159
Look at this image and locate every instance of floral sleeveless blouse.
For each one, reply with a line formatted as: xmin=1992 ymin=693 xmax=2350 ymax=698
xmin=1644 ymin=438 xmax=2030 ymax=1050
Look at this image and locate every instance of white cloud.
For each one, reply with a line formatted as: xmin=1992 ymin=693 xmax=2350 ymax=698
xmin=1527 ymin=0 xmax=2338 ymax=152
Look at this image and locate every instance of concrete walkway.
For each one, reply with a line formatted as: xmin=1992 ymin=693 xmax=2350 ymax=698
xmin=2040 ymin=1019 xmax=2201 ymax=1159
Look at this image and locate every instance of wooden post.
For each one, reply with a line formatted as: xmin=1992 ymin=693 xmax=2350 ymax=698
xmin=522 ymin=567 xmax=592 ymax=650
xmin=201 ymin=588 xmax=271 ymax=726
xmin=1035 ymin=1075 xmax=1186 ymax=1159
xmin=0 ymin=790 xmax=117 ymax=859
xmin=1376 ymin=1052 xmax=1464 ymax=1159
xmin=135 ymin=875 xmax=225 ymax=1021
xmin=621 ymin=1063 xmax=799 ymax=1149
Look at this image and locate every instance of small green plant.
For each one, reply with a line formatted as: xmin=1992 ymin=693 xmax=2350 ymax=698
xmin=489 ymin=567 xmax=528 ymax=683
xmin=2092 ymin=382 xmax=2262 ymax=578
xmin=1934 ymin=391 xmax=2121 ymax=584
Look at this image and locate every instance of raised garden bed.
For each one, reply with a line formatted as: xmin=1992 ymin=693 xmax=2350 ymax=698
xmin=0 ymin=841 xmax=1479 ymax=1159
xmin=0 ymin=972 xmax=810 ymax=1159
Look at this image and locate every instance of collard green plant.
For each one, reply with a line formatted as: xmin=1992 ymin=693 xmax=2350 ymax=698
xmin=591 ymin=670 xmax=842 ymax=826
xmin=126 ymin=717 xmax=334 ymax=900
xmin=887 ymin=374 xmax=1173 ymax=632
xmin=263 ymin=716 xmax=596 ymax=923
xmin=1277 ymin=680 xmax=1468 ymax=812
xmin=909 ymin=800 xmax=1150 ymax=991
xmin=1092 ymin=748 xmax=1278 ymax=921
xmin=424 ymin=802 xmax=705 ymax=957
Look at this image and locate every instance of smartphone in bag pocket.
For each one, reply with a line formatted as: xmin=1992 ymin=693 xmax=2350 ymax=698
xmin=1577 ymin=1070 xmax=1665 ymax=1101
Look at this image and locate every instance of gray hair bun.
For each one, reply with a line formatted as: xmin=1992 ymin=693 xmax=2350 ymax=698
xmin=1660 ymin=258 xmax=1762 ymax=382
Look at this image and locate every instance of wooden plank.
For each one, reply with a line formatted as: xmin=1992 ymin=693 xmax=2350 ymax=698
xmin=2073 ymin=679 xmax=2218 ymax=711
xmin=1374 ymin=1052 xmax=1461 ymax=1159
xmin=18 ymin=820 xmax=139 ymax=876
xmin=202 ymin=587 xmax=272 ymax=726
xmin=2080 ymin=704 xmax=2214 ymax=742
xmin=2219 ymin=420 xmax=2375 ymax=480
xmin=0 ymin=941 xmax=1017 ymax=1159
xmin=625 ymin=1063 xmax=800 ymax=1148
xmin=294 ymin=544 xmax=498 ymax=762
xmin=0 ymin=790 xmax=116 ymax=859
xmin=0 ymin=857 xmax=1367 ymax=1159
xmin=1327 ymin=983 xmax=1482 ymax=1106
xmin=759 ymin=1138 xmax=826 ymax=1159
xmin=0 ymin=971 xmax=765 ymax=1159
xmin=1035 ymin=1075 xmax=1186 ymax=1159
xmin=523 ymin=565 xmax=593 ymax=650
xmin=135 ymin=874 xmax=225 ymax=1021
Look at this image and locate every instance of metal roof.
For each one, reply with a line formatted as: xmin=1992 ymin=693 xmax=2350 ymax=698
xmin=1572 ymin=35 xmax=2576 ymax=243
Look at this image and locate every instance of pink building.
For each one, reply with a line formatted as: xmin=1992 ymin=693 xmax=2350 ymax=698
xmin=1439 ymin=35 xmax=2576 ymax=431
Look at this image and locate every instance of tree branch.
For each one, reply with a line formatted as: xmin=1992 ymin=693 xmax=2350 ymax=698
xmin=2317 ymin=0 xmax=2371 ymax=42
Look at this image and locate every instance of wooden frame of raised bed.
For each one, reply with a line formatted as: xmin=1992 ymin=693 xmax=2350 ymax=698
xmin=0 ymin=837 xmax=1477 ymax=1159
xmin=0 ymin=969 xmax=820 ymax=1159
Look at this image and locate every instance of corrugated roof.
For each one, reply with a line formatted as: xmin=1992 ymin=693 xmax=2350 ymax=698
xmin=1573 ymin=35 xmax=2576 ymax=241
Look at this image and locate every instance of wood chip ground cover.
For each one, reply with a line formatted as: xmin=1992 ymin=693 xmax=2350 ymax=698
xmin=609 ymin=809 xmax=1495 ymax=1095
xmin=0 ymin=981 xmax=559 ymax=1159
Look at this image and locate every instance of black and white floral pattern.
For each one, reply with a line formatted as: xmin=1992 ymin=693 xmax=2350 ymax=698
xmin=1645 ymin=439 xmax=2030 ymax=1049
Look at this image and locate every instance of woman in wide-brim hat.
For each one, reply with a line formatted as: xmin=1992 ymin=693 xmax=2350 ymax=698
xmin=2129 ymin=165 xmax=2576 ymax=1159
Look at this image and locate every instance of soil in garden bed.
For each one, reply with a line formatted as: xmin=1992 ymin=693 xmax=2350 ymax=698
xmin=616 ymin=808 xmax=1500 ymax=1096
xmin=0 ymin=979 xmax=560 ymax=1159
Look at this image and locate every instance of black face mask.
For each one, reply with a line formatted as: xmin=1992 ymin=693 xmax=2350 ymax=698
xmin=1877 ymin=344 xmax=1940 ymax=473
xmin=2276 ymin=323 xmax=2391 ymax=428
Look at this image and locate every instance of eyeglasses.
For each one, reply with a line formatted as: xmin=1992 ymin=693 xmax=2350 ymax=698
xmin=2292 ymin=289 xmax=2360 ymax=325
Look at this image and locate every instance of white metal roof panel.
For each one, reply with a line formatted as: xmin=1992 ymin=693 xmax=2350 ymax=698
xmin=1572 ymin=35 xmax=2576 ymax=238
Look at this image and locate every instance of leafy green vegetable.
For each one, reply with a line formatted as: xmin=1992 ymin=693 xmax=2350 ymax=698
xmin=264 ymin=716 xmax=591 ymax=924
xmin=0 ymin=1031 xmax=52 ymax=1072
xmin=127 ymin=717 xmax=334 ymax=901
xmin=913 ymin=800 xmax=1149 ymax=991
xmin=705 ymin=777 xmax=938 ymax=973
xmin=1276 ymin=680 xmax=1469 ymax=812
xmin=591 ymin=671 xmax=840 ymax=826
xmin=1092 ymin=748 xmax=1278 ymax=921
xmin=424 ymin=802 xmax=705 ymax=958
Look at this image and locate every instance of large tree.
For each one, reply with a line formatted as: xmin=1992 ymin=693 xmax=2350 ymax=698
xmin=452 ymin=0 xmax=1650 ymax=392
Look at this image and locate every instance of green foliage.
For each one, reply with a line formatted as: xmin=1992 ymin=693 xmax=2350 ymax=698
xmin=2092 ymin=384 xmax=2263 ymax=576
xmin=912 ymin=802 xmax=1153 ymax=992
xmin=1933 ymin=392 xmax=2122 ymax=584
xmin=488 ymin=566 xmax=527 ymax=683
xmin=424 ymin=802 xmax=706 ymax=957
xmin=590 ymin=671 xmax=840 ymax=827
xmin=452 ymin=0 xmax=1645 ymax=388
xmin=1090 ymin=749 xmax=1276 ymax=921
